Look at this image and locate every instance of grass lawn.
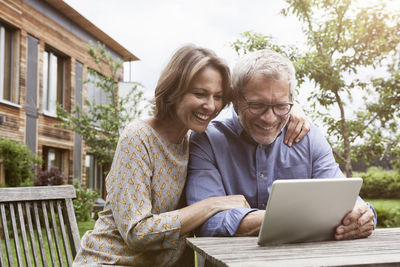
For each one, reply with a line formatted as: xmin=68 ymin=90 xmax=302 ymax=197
xmin=1 ymin=220 xmax=96 ymax=265
xmin=78 ymin=220 xmax=96 ymax=237
xmin=365 ymin=199 xmax=400 ymax=210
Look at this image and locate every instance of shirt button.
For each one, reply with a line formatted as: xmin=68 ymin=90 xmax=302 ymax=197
xmin=260 ymin=173 xmax=264 ymax=179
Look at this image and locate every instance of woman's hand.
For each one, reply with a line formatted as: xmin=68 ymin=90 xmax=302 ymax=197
xmin=208 ymin=195 xmax=250 ymax=213
xmin=179 ymin=194 xmax=250 ymax=235
xmin=285 ymin=102 xmax=310 ymax=147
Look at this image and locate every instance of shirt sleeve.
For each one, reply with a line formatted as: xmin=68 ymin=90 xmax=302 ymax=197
xmin=105 ymin=125 xmax=181 ymax=251
xmin=186 ymin=131 xmax=256 ymax=237
xmin=309 ymin=125 xmax=345 ymax=178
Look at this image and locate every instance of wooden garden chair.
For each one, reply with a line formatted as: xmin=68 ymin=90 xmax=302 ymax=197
xmin=0 ymin=185 xmax=81 ymax=266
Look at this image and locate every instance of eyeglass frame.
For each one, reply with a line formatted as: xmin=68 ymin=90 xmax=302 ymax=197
xmin=238 ymin=92 xmax=294 ymax=117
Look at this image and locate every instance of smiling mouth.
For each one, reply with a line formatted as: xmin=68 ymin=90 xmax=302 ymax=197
xmin=256 ymin=124 xmax=276 ymax=131
xmin=193 ymin=112 xmax=211 ymax=121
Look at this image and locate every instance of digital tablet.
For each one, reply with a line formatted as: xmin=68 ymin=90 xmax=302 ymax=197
xmin=257 ymin=178 xmax=363 ymax=246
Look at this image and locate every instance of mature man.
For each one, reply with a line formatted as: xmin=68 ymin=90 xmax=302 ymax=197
xmin=186 ymin=49 xmax=376 ymax=240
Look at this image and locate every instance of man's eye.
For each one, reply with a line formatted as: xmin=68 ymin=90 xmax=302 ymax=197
xmin=249 ymin=103 xmax=265 ymax=109
xmin=276 ymin=104 xmax=289 ymax=110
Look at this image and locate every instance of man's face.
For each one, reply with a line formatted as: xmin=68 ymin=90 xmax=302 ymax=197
xmin=236 ymin=74 xmax=291 ymax=145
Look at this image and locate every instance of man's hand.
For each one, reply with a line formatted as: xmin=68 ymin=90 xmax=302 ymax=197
xmin=335 ymin=202 xmax=375 ymax=240
xmin=235 ymin=210 xmax=264 ymax=236
xmin=285 ymin=102 xmax=310 ymax=147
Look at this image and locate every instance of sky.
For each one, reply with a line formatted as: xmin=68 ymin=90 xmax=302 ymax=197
xmin=64 ymin=0 xmax=399 ymax=122
xmin=64 ymin=0 xmax=305 ymax=98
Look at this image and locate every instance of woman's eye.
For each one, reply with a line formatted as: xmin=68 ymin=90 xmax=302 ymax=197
xmin=193 ymin=92 xmax=205 ymax=97
xmin=214 ymin=95 xmax=223 ymax=101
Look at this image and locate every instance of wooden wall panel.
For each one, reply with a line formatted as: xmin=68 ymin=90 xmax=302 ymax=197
xmin=0 ymin=0 xmax=127 ymax=187
xmin=0 ymin=104 xmax=24 ymax=142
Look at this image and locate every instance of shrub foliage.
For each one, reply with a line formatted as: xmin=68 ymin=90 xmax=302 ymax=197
xmin=375 ymin=207 xmax=400 ymax=228
xmin=0 ymin=138 xmax=42 ymax=187
xmin=73 ymin=180 xmax=99 ymax=222
xmin=34 ymin=167 xmax=65 ymax=186
xmin=357 ymin=167 xmax=400 ymax=199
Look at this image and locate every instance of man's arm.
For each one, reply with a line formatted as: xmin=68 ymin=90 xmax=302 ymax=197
xmin=186 ymin=131 xmax=256 ymax=236
xmin=235 ymin=210 xmax=264 ymax=236
xmin=308 ymin=124 xmax=376 ymax=239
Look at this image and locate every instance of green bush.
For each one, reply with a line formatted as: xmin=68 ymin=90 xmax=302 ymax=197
xmin=0 ymin=138 xmax=42 ymax=187
xmin=375 ymin=207 xmax=400 ymax=228
xmin=73 ymin=180 xmax=99 ymax=222
xmin=356 ymin=167 xmax=400 ymax=199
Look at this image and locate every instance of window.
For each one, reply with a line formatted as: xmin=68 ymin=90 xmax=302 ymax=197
xmin=86 ymin=70 xmax=111 ymax=106
xmin=0 ymin=21 xmax=15 ymax=102
xmin=43 ymin=48 xmax=65 ymax=115
xmin=85 ymin=154 xmax=103 ymax=195
xmin=43 ymin=146 xmax=64 ymax=171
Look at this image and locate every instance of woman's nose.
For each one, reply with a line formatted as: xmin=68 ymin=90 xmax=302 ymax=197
xmin=203 ymin=97 xmax=215 ymax=111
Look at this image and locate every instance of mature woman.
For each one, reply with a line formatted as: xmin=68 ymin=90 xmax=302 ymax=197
xmin=73 ymin=44 xmax=307 ymax=266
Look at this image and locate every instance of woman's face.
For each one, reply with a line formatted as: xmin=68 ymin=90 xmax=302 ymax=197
xmin=175 ymin=66 xmax=224 ymax=133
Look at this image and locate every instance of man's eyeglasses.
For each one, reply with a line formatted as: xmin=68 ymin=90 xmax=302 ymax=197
xmin=239 ymin=93 xmax=293 ymax=117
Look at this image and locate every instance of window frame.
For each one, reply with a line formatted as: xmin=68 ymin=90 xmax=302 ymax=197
xmin=0 ymin=20 xmax=19 ymax=105
xmin=43 ymin=146 xmax=64 ymax=172
xmin=85 ymin=154 xmax=103 ymax=195
xmin=42 ymin=46 xmax=66 ymax=116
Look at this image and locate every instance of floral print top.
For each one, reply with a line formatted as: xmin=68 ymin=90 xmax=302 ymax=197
xmin=73 ymin=120 xmax=189 ymax=266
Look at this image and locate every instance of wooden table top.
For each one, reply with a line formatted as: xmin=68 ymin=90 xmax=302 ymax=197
xmin=186 ymin=228 xmax=400 ymax=267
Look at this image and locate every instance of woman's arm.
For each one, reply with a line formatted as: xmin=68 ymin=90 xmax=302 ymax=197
xmin=178 ymin=195 xmax=250 ymax=235
xmin=285 ymin=102 xmax=310 ymax=146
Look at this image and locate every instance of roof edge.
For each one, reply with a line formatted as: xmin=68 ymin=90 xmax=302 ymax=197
xmin=45 ymin=0 xmax=139 ymax=61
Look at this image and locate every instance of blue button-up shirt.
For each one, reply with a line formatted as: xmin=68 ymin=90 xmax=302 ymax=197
xmin=186 ymin=110 xmax=375 ymax=236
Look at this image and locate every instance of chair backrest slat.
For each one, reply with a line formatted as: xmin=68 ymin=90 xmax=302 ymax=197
xmin=0 ymin=228 xmax=5 ymax=267
xmin=17 ymin=202 xmax=32 ymax=267
xmin=49 ymin=201 xmax=65 ymax=267
xmin=64 ymin=198 xmax=81 ymax=255
xmin=1 ymin=204 xmax=14 ymax=265
xmin=0 ymin=185 xmax=80 ymax=267
xmin=0 ymin=205 xmax=6 ymax=266
xmin=25 ymin=202 xmax=41 ymax=267
xmin=57 ymin=200 xmax=74 ymax=267
xmin=41 ymin=201 xmax=58 ymax=266
xmin=33 ymin=201 xmax=48 ymax=266
xmin=10 ymin=203 xmax=24 ymax=265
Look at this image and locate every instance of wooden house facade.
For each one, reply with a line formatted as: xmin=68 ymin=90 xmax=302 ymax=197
xmin=0 ymin=0 xmax=138 ymax=197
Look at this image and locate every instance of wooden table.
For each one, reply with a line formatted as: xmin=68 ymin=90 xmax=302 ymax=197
xmin=186 ymin=228 xmax=400 ymax=267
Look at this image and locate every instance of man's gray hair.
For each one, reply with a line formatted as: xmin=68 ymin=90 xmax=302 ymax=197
xmin=232 ymin=49 xmax=297 ymax=100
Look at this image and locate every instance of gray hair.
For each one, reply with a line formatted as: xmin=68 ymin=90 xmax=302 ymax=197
xmin=232 ymin=49 xmax=296 ymax=100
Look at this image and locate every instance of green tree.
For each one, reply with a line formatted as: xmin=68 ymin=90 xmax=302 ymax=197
xmin=57 ymin=42 xmax=147 ymax=167
xmin=368 ymin=55 xmax=400 ymax=171
xmin=231 ymin=0 xmax=400 ymax=177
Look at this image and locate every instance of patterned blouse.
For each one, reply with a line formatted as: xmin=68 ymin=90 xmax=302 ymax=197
xmin=73 ymin=120 xmax=189 ymax=266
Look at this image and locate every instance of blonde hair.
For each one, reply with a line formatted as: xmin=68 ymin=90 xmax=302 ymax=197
xmin=152 ymin=44 xmax=232 ymax=119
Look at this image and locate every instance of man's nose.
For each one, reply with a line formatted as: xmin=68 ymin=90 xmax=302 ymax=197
xmin=259 ymin=107 xmax=276 ymax=123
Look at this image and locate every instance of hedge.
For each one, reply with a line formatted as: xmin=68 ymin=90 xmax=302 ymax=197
xmin=356 ymin=167 xmax=400 ymax=199
xmin=375 ymin=206 xmax=400 ymax=228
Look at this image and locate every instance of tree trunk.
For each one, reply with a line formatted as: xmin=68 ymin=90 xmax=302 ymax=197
xmin=334 ymin=90 xmax=352 ymax=177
